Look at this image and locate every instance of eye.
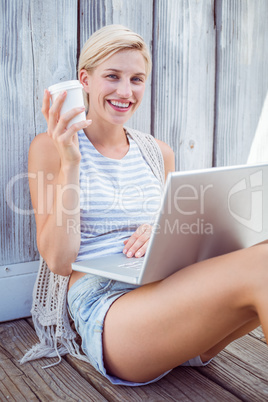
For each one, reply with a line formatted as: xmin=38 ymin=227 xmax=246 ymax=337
xmin=107 ymin=74 xmax=118 ymax=79
xmin=131 ymin=76 xmax=144 ymax=83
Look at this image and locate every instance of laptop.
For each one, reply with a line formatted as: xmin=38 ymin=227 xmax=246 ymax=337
xmin=72 ymin=163 xmax=268 ymax=285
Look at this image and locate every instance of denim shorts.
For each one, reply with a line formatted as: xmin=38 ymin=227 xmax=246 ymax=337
xmin=67 ymin=274 xmax=211 ymax=386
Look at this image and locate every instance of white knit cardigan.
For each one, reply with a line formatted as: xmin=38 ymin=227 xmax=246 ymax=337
xmin=21 ymin=128 xmax=165 ymax=367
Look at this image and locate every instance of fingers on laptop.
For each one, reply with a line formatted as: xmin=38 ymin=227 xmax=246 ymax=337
xmin=123 ymin=224 xmax=152 ymax=258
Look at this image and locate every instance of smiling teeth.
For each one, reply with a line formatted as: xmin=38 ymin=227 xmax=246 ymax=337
xmin=110 ymin=100 xmax=130 ymax=108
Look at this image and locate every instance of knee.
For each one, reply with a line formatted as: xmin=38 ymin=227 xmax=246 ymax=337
xmin=253 ymin=242 xmax=268 ymax=265
xmin=249 ymin=242 xmax=268 ymax=284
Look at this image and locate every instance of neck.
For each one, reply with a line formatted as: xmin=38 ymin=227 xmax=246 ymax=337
xmin=83 ymin=119 xmax=129 ymax=160
xmin=83 ymin=120 xmax=127 ymax=148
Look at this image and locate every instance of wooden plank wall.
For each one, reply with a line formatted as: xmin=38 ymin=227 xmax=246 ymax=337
xmin=1 ymin=0 xmax=268 ymax=270
xmin=152 ymin=0 xmax=216 ymax=171
xmin=214 ymin=0 xmax=268 ymax=166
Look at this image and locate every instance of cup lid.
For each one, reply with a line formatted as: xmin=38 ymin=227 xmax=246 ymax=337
xmin=48 ymin=80 xmax=83 ymax=94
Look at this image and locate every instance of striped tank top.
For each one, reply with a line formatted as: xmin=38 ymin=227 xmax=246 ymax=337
xmin=76 ymin=130 xmax=162 ymax=262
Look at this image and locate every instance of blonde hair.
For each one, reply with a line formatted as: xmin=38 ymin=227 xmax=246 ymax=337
xmin=78 ymin=24 xmax=152 ymax=110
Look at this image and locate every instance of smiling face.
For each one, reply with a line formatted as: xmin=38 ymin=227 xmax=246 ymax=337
xmin=80 ymin=49 xmax=147 ymax=127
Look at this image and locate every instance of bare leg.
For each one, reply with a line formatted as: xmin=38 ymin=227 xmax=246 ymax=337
xmin=200 ymin=317 xmax=260 ymax=362
xmin=103 ymin=243 xmax=268 ymax=383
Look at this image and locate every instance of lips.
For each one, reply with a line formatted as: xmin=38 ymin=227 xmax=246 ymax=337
xmin=108 ymin=100 xmax=132 ymax=112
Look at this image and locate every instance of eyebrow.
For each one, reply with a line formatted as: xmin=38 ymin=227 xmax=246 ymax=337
xmin=104 ymin=68 xmax=146 ymax=77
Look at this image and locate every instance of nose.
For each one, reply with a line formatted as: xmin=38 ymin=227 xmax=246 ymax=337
xmin=116 ymin=79 xmax=132 ymax=98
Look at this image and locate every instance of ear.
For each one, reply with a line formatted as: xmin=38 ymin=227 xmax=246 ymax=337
xmin=79 ymin=69 xmax=91 ymax=93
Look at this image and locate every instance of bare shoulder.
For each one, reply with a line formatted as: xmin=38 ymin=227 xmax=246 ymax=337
xmin=29 ymin=132 xmax=57 ymax=159
xmin=155 ymin=138 xmax=175 ymax=178
xmin=28 ymin=132 xmax=60 ymax=173
xmin=155 ymin=138 xmax=175 ymax=161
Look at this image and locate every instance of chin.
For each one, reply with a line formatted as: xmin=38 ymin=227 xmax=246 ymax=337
xmin=109 ymin=114 xmax=134 ymax=126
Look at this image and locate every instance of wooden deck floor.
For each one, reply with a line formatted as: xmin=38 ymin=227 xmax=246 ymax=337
xmin=0 ymin=318 xmax=267 ymax=401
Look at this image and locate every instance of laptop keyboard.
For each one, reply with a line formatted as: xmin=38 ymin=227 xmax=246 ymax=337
xmin=118 ymin=260 xmax=143 ymax=270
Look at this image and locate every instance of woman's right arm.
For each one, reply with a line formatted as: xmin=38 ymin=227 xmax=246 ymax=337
xmin=28 ymin=90 xmax=91 ymax=276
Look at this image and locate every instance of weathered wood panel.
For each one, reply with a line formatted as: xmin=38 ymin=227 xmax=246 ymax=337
xmin=152 ymin=0 xmax=216 ymax=171
xmin=0 ymin=0 xmax=77 ymax=265
xmin=0 ymin=319 xmax=107 ymax=401
xmin=1 ymin=1 xmax=38 ymax=266
xmin=1 ymin=0 xmax=78 ymax=266
xmin=250 ymin=326 xmax=266 ymax=344
xmin=198 ymin=333 xmax=268 ymax=400
xmin=79 ymin=0 xmax=153 ymax=134
xmin=214 ymin=0 xmax=268 ymax=166
xmin=65 ymin=351 xmax=241 ymax=401
xmin=30 ymin=0 xmax=79 ymax=134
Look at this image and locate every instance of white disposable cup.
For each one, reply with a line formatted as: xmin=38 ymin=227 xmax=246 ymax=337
xmin=48 ymin=80 xmax=86 ymax=129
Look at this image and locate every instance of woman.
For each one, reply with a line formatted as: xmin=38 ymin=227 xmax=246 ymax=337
xmin=27 ymin=25 xmax=268 ymax=386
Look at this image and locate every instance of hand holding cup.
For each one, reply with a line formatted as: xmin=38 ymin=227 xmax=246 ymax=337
xmin=42 ymin=80 xmax=91 ymax=166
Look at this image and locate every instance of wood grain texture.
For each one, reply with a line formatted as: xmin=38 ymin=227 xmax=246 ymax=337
xmin=1 ymin=0 xmax=38 ymax=265
xmin=1 ymin=0 xmax=78 ymax=266
xmin=214 ymin=0 xmax=268 ymax=166
xmin=152 ymin=0 xmax=216 ymax=171
xmin=198 ymin=334 xmax=268 ymax=401
xmin=65 ymin=351 xmax=241 ymax=401
xmin=79 ymin=0 xmax=153 ymax=133
xmin=250 ymin=326 xmax=266 ymax=343
xmin=0 ymin=319 xmax=107 ymax=401
xmin=30 ymin=0 xmax=79 ymax=134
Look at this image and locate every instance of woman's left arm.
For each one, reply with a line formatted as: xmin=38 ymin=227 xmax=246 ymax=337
xmin=123 ymin=139 xmax=175 ymax=258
